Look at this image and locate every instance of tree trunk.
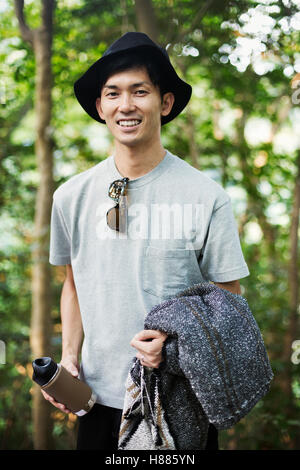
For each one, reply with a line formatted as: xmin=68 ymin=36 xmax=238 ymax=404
xmin=134 ymin=0 xmax=158 ymax=42
xmin=31 ymin=27 xmax=55 ymax=450
xmin=14 ymin=0 xmax=55 ymax=450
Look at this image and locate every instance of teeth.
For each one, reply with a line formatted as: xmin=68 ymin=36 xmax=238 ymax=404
xmin=118 ymin=120 xmax=141 ymax=127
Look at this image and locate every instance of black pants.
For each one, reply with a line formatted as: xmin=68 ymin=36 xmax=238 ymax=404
xmin=76 ymin=403 xmax=218 ymax=450
xmin=77 ymin=404 xmax=122 ymax=450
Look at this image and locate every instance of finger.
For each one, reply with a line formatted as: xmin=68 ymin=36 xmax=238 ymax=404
xmin=60 ymin=405 xmax=71 ymax=414
xmin=136 ymin=352 xmax=150 ymax=364
xmin=131 ymin=334 xmax=161 ymax=351
xmin=132 ymin=332 xmax=168 ymax=351
xmin=41 ymin=390 xmax=59 ymax=405
xmin=60 ymin=362 xmax=79 ymax=377
xmin=136 ymin=353 xmax=152 ymax=368
xmin=131 ymin=331 xmax=154 ymax=345
xmin=69 ymin=368 xmax=79 ymax=377
xmin=144 ymin=330 xmax=168 ymax=341
xmin=41 ymin=389 xmax=51 ymax=400
xmin=53 ymin=400 xmax=71 ymax=414
xmin=54 ymin=400 xmax=71 ymax=413
xmin=133 ymin=329 xmax=163 ymax=342
xmin=41 ymin=389 xmax=71 ymax=413
xmin=136 ymin=352 xmax=144 ymax=362
xmin=134 ymin=337 xmax=165 ymax=355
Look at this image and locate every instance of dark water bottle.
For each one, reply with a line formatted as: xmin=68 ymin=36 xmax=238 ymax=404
xmin=32 ymin=357 xmax=96 ymax=416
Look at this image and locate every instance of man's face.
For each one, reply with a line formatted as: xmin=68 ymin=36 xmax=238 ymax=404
xmin=95 ymin=67 xmax=174 ymax=148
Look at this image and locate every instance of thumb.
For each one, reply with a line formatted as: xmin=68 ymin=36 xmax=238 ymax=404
xmin=61 ymin=361 xmax=79 ymax=377
xmin=69 ymin=366 xmax=79 ymax=377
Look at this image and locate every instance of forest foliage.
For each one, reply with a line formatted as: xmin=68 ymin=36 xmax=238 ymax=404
xmin=0 ymin=0 xmax=300 ymax=450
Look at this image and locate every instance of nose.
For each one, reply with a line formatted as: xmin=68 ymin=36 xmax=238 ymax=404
xmin=118 ymin=92 xmax=135 ymax=113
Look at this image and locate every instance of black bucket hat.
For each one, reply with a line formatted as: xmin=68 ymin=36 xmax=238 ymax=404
xmin=74 ymin=32 xmax=192 ymax=125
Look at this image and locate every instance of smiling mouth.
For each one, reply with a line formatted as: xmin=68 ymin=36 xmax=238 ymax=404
xmin=117 ymin=119 xmax=142 ymax=128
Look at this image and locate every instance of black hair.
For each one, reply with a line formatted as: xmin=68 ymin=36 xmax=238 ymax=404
xmin=99 ymin=49 xmax=169 ymax=100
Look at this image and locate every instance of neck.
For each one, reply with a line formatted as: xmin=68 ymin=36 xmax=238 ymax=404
xmin=113 ymin=140 xmax=166 ymax=180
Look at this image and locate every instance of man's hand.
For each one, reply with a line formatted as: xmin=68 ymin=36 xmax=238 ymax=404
xmin=130 ymin=329 xmax=168 ymax=368
xmin=41 ymin=355 xmax=79 ymax=414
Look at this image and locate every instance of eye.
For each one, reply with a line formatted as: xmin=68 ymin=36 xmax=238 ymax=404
xmin=106 ymin=92 xmax=118 ymax=97
xmin=135 ymin=89 xmax=148 ymax=95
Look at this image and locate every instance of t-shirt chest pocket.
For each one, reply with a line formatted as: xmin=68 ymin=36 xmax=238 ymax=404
xmin=142 ymin=246 xmax=197 ymax=299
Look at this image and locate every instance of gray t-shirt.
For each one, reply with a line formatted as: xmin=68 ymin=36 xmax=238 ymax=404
xmin=49 ymin=149 xmax=249 ymax=409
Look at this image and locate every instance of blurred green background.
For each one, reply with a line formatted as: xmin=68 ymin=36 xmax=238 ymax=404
xmin=0 ymin=0 xmax=300 ymax=450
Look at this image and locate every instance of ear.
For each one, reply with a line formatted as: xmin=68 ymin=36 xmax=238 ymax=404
xmin=161 ymin=92 xmax=175 ymax=118
xmin=95 ymin=97 xmax=105 ymax=121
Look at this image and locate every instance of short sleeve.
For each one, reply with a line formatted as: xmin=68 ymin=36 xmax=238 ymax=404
xmin=49 ymin=196 xmax=71 ymax=266
xmin=199 ymin=199 xmax=249 ymax=282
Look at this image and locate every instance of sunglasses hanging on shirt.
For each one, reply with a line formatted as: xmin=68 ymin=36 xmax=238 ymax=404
xmin=107 ymin=177 xmax=129 ymax=232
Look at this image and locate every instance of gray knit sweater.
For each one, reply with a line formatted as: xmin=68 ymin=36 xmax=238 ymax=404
xmin=118 ymin=282 xmax=273 ymax=450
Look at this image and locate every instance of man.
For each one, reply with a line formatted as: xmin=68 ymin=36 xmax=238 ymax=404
xmin=45 ymin=32 xmax=249 ymax=450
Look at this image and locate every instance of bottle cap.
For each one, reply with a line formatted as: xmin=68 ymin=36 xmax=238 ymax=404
xmin=32 ymin=357 xmax=58 ymax=386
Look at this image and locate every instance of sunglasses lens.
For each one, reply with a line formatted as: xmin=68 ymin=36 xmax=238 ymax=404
xmin=106 ymin=202 xmax=128 ymax=233
xmin=107 ymin=205 xmax=119 ymax=231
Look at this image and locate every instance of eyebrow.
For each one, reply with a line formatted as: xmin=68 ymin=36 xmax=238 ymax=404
xmin=103 ymin=81 xmax=152 ymax=90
